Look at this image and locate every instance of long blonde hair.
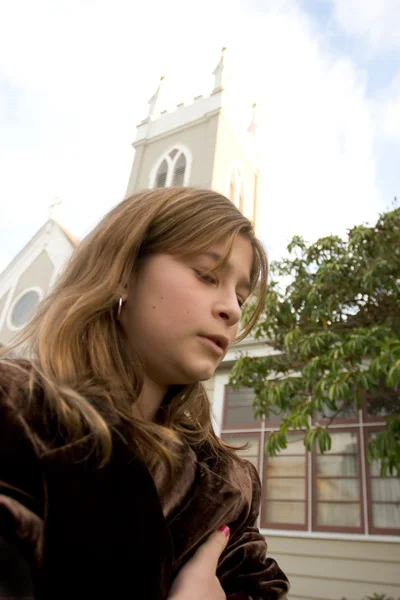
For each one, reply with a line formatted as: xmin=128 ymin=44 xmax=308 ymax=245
xmin=5 ymin=188 xmax=268 ymax=475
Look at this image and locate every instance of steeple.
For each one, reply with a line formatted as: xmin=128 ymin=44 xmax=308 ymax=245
xmin=148 ymin=76 xmax=165 ymax=120
xmin=247 ymin=102 xmax=258 ymax=137
xmin=126 ymin=50 xmax=261 ymax=233
xmin=212 ymin=47 xmax=228 ymax=93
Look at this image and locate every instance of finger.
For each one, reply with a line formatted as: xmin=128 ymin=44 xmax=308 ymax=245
xmin=192 ymin=525 xmax=230 ymax=570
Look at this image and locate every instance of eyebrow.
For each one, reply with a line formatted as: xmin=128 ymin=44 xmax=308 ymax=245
xmin=201 ymin=251 xmax=252 ymax=292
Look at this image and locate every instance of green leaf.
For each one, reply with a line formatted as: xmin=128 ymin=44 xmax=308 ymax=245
xmin=231 ymin=206 xmax=400 ymax=475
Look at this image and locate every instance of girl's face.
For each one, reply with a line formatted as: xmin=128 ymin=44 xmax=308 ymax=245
xmin=120 ymin=235 xmax=254 ymax=386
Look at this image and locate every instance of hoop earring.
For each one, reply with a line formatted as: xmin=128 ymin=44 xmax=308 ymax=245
xmin=117 ymin=296 xmax=123 ymax=320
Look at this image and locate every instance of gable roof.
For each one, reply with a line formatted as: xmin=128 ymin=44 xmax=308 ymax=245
xmin=0 ymin=219 xmax=77 ymax=283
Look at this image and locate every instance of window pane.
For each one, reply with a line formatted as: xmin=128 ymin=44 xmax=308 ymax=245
xmin=229 ymin=180 xmax=235 ymax=202
xmin=172 ymin=153 xmax=186 ymax=186
xmin=371 ymin=478 xmax=400 ymax=502
xmin=266 ymin=456 xmax=305 ymax=477
xmin=227 ymin=388 xmax=255 ymax=407
xmin=317 ymin=454 xmax=358 ymax=477
xmin=369 ymin=458 xmax=386 ymax=477
xmin=245 ymin=456 xmax=259 ymax=470
xmin=372 ymin=503 xmax=400 ymax=529
xmin=317 ymin=503 xmax=361 ymax=527
xmin=266 ymin=501 xmax=305 ymax=525
xmin=156 ymin=173 xmax=167 ymax=187
xmin=11 ymin=290 xmax=41 ymax=328
xmin=221 ymin=434 xmax=260 ymax=471
xmin=265 ymin=411 xmax=286 ymax=426
xmin=173 ymin=167 xmax=185 ymax=186
xmin=222 ymin=435 xmax=259 ymax=459
xmin=239 ymin=183 xmax=244 ymax=210
xmin=156 ymin=160 xmax=168 ymax=187
xmin=318 ymin=431 xmax=358 ymax=454
xmin=317 ymin=478 xmax=359 ymax=501
xmin=278 ymin=435 xmax=306 ymax=455
xmin=225 ymin=406 xmax=260 ymax=426
xmin=366 ymin=388 xmax=400 ymax=418
xmin=267 ymin=478 xmax=306 ymax=501
xmin=315 ymin=399 xmax=356 ymax=421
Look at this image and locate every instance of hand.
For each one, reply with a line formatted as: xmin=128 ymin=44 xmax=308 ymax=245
xmin=167 ymin=525 xmax=230 ymax=600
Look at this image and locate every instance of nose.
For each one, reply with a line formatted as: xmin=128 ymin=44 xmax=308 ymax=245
xmin=213 ymin=290 xmax=241 ymax=326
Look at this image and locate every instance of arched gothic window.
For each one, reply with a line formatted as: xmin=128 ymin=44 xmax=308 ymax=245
xmin=153 ymin=147 xmax=190 ymax=188
xmin=229 ymin=167 xmax=244 ymax=211
xmin=156 ymin=159 xmax=168 ymax=188
xmin=229 ymin=178 xmax=236 ymax=203
xmin=172 ymin=153 xmax=186 ymax=186
xmin=238 ymin=182 xmax=245 ymax=212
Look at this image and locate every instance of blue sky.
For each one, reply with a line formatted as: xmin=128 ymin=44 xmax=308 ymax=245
xmin=1 ymin=0 xmax=399 ymax=272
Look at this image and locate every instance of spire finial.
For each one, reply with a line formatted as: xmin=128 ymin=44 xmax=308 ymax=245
xmin=48 ymin=197 xmax=62 ymax=221
xmin=212 ymin=47 xmax=229 ymax=92
xmin=148 ymin=76 xmax=165 ymax=120
xmin=247 ymin=102 xmax=258 ymax=137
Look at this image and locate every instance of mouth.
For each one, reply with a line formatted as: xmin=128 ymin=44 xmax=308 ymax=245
xmin=198 ymin=334 xmax=229 ymax=356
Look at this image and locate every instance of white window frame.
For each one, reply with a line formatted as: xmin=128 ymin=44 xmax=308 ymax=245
xmin=7 ymin=286 xmax=44 ymax=332
xmin=149 ymin=144 xmax=192 ymax=188
xmin=212 ymin=369 xmax=400 ymax=541
xmin=226 ymin=162 xmax=245 ymax=210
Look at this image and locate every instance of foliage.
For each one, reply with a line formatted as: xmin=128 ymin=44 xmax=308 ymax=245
xmin=230 ymin=206 xmax=400 ymax=475
xmin=341 ymin=595 xmax=400 ymax=600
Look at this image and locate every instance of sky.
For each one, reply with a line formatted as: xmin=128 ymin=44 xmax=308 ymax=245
xmin=1 ymin=0 xmax=399 ymax=272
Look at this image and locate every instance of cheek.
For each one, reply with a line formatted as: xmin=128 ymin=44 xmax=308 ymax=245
xmin=125 ymin=269 xmax=203 ymax=340
xmin=153 ymin=293 xmax=195 ymax=327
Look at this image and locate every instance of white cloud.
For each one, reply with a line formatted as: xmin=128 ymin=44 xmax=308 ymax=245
xmin=231 ymin=3 xmax=381 ymax=258
xmin=373 ymin=70 xmax=400 ymax=140
xmin=0 ymin=0 xmax=239 ymax=266
xmin=330 ymin=0 xmax=400 ymax=52
xmin=0 ymin=0 xmax=388 ymax=272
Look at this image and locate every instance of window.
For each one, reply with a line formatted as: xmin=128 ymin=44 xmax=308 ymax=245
xmin=223 ymin=386 xmax=261 ymax=429
xmin=222 ymin=433 xmax=260 ymax=471
xmin=367 ymin=429 xmax=400 ymax=534
xmin=155 ymin=160 xmax=168 ymax=188
xmin=9 ymin=288 xmax=42 ymax=330
xmin=151 ymin=146 xmax=190 ymax=188
xmin=228 ymin=167 xmax=244 ymax=211
xmin=239 ymin=182 xmax=244 ymax=212
xmin=313 ymin=430 xmax=363 ymax=532
xmin=263 ymin=433 xmax=307 ymax=529
xmin=172 ymin=153 xmax=186 ymax=186
xmin=220 ymin=386 xmax=400 ymax=535
xmin=229 ymin=179 xmax=236 ymax=203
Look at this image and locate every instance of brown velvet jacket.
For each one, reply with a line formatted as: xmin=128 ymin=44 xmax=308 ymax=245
xmin=0 ymin=360 xmax=289 ymax=599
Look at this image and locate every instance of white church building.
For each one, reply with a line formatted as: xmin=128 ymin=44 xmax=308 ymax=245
xmin=1 ymin=50 xmax=399 ymax=600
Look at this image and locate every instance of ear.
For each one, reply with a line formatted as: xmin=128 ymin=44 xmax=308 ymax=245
xmin=115 ymin=286 xmax=129 ymax=303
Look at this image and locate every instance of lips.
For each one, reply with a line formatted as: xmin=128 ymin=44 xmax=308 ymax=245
xmin=199 ymin=334 xmax=229 ymax=354
xmin=205 ymin=334 xmax=228 ymax=352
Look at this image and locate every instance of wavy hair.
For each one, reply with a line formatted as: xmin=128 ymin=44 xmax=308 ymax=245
xmin=4 ymin=188 xmax=268 ymax=476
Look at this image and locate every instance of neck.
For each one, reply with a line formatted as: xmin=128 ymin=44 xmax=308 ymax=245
xmin=133 ymin=376 xmax=168 ymax=422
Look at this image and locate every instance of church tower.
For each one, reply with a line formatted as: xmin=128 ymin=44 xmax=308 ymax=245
xmin=125 ymin=48 xmax=262 ymax=232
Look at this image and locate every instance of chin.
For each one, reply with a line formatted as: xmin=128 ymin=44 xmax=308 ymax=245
xmin=171 ymin=366 xmax=214 ymax=385
xmin=168 ymin=356 xmax=220 ymax=385
xmin=191 ymin=365 xmax=218 ymax=383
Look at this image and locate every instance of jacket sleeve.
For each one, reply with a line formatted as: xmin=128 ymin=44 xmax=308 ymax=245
xmin=216 ymin=462 xmax=290 ymax=600
xmin=0 ymin=360 xmax=43 ymax=598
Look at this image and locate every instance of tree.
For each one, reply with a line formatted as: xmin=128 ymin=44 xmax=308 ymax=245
xmin=230 ymin=206 xmax=400 ymax=475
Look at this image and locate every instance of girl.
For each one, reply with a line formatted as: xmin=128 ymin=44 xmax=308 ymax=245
xmin=0 ymin=187 xmax=289 ymax=599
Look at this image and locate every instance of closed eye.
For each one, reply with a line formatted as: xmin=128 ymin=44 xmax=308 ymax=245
xmin=195 ymin=270 xmax=246 ymax=309
xmin=195 ymin=270 xmax=218 ymax=285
